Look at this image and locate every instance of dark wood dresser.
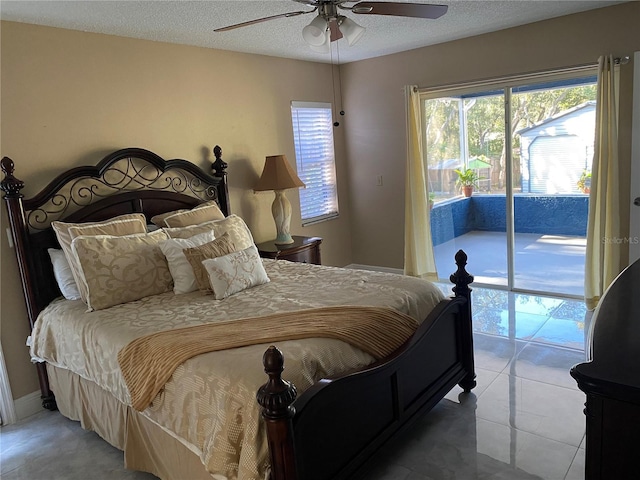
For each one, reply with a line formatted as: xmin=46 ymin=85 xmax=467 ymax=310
xmin=570 ymin=258 xmax=640 ymax=480
xmin=256 ymin=236 xmax=322 ymax=265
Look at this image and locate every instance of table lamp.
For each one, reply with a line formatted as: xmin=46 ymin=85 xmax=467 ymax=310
xmin=254 ymin=155 xmax=305 ymax=244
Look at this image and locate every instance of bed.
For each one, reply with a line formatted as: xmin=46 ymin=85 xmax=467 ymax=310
xmin=1 ymin=146 xmax=476 ymax=480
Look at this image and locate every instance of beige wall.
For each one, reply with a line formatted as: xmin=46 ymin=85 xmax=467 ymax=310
xmin=2 ymin=2 xmax=639 ymax=402
xmin=0 ymin=21 xmax=353 ymax=399
xmin=341 ymin=2 xmax=640 ymax=270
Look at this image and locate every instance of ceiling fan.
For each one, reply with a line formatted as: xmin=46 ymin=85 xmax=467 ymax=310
xmin=214 ymin=1 xmax=448 ymax=52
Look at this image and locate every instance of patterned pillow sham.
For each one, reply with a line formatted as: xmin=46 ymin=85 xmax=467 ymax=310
xmin=164 ymin=214 xmax=254 ymax=251
xmin=71 ymin=229 xmax=172 ymax=311
xmin=202 ymin=244 xmax=270 ymax=300
xmin=160 ymin=201 xmax=225 ymax=228
xmin=158 ymin=230 xmax=216 ymax=294
xmin=182 ymin=232 xmax=237 ymax=291
xmin=151 ymin=200 xmax=224 ymax=227
xmin=52 ymin=213 xmax=148 ymax=304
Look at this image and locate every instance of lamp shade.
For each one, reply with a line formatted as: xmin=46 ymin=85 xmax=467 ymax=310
xmin=339 ymin=17 xmax=365 ymax=46
xmin=309 ymin=30 xmax=331 ymax=53
xmin=302 ymin=15 xmax=328 ymax=46
xmin=254 ymin=155 xmax=305 ymax=192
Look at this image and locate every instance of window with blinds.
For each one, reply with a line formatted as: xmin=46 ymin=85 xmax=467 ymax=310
xmin=291 ymin=101 xmax=339 ymax=225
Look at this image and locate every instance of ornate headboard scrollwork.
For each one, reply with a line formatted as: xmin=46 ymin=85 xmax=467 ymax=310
xmin=1 ymin=146 xmax=230 ymax=319
xmin=6 ymin=147 xmax=229 ymax=232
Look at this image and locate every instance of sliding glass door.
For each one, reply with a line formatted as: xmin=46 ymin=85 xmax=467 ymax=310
xmin=425 ymin=92 xmax=508 ymax=287
xmin=424 ymin=71 xmax=596 ymax=297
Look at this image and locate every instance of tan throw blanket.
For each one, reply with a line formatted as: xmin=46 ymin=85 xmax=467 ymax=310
xmin=118 ymin=305 xmax=419 ymax=411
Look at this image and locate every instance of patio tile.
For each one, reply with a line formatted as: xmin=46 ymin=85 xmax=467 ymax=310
xmin=445 ymin=367 xmax=501 ymax=401
xmin=471 ymin=332 xmax=528 ymax=373
xmin=549 ymin=300 xmax=589 ymax=320
xmin=531 ymin=318 xmax=587 ymax=351
xmin=565 ymin=447 xmax=586 ymax=480
xmin=472 ymin=287 xmax=509 ymax=310
xmin=475 ymin=374 xmax=585 ymax=447
xmin=513 ymin=294 xmax=563 ymax=316
xmin=433 ymin=231 xmax=586 ymax=297
xmin=473 ymin=308 xmax=549 ymax=340
xmin=475 ymin=419 xmax=579 ymax=480
xmin=509 ymin=343 xmax=586 ymax=389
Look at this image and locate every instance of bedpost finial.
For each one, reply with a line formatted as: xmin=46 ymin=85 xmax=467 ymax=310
xmin=454 ymin=249 xmax=468 ymax=267
xmin=257 ymin=346 xmax=297 ymax=419
xmin=212 ymin=145 xmax=227 ymax=177
xmin=450 ymin=249 xmax=473 ymax=297
xmin=0 ymin=156 xmax=25 ymax=197
xmin=1 ymin=156 xmax=15 ymax=175
xmin=263 ymin=345 xmax=285 ymax=373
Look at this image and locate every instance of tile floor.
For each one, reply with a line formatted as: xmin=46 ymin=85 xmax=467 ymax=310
xmin=434 ymin=231 xmax=586 ymax=297
xmin=1 ymin=286 xmax=590 ymax=480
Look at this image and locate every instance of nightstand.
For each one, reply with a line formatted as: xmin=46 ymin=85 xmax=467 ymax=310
xmin=256 ymin=236 xmax=322 ymax=265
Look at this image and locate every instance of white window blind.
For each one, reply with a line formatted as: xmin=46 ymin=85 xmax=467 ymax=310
xmin=291 ymin=101 xmax=339 ymax=225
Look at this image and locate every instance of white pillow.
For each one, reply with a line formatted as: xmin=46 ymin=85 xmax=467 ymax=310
xmin=47 ymin=248 xmax=81 ymax=300
xmin=158 ymin=230 xmax=216 ymax=294
xmin=202 ymin=245 xmax=270 ymax=300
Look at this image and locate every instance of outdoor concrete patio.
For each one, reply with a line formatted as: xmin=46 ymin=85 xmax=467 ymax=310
xmin=434 ymin=230 xmax=586 ymax=297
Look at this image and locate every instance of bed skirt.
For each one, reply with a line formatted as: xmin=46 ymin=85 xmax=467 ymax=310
xmin=47 ymin=364 xmax=216 ymax=480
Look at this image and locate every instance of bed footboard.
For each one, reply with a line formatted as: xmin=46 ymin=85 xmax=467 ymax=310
xmin=258 ymin=250 xmax=475 ymax=480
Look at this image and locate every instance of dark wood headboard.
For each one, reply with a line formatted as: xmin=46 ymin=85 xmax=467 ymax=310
xmin=1 ymin=146 xmax=230 ymax=328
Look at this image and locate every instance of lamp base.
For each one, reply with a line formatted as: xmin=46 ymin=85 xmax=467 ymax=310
xmin=272 ymin=190 xmax=294 ymax=245
xmin=274 ymin=234 xmax=294 ymax=245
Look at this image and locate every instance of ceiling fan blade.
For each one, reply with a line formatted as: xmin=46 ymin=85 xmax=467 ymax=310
xmin=351 ymin=2 xmax=448 ymax=19
xmin=329 ymin=19 xmax=344 ymax=42
xmin=214 ymin=10 xmax=313 ymax=32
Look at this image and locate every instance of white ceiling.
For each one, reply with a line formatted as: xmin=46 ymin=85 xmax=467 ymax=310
xmin=0 ymin=0 xmax=625 ymax=64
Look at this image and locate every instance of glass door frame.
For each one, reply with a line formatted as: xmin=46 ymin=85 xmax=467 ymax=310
xmin=421 ymin=65 xmax=598 ymax=299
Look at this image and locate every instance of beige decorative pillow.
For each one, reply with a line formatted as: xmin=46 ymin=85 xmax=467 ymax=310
xmin=183 ymin=233 xmax=237 ymax=291
xmin=165 ymin=214 xmax=254 ymax=251
xmin=162 ymin=201 xmax=225 ymax=228
xmin=150 ymin=200 xmax=222 ymax=227
xmin=52 ymin=213 xmax=148 ymax=303
xmin=158 ymin=230 xmax=216 ymax=294
xmin=150 ymin=209 xmax=188 ymax=227
xmin=202 ymin=245 xmax=270 ymax=300
xmin=71 ymin=229 xmax=172 ymax=311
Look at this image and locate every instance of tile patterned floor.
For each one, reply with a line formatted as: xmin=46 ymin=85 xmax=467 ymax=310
xmin=1 ymin=287 xmax=590 ymax=480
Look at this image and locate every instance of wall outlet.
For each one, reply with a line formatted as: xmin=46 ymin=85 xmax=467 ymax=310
xmin=376 ymin=175 xmax=383 ymax=186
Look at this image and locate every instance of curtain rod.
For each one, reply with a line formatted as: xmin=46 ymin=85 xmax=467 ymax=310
xmin=415 ymin=54 xmax=631 ymax=95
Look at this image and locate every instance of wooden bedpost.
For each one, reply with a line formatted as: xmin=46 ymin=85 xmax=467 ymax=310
xmin=450 ymin=249 xmax=476 ymax=392
xmin=257 ymin=346 xmax=298 ymax=480
xmin=211 ymin=145 xmax=231 ymax=217
xmin=1 ymin=157 xmax=57 ymax=410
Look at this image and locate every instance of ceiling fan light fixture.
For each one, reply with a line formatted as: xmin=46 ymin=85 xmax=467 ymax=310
xmin=338 ymin=17 xmax=365 ymax=46
xmin=302 ymin=15 xmax=328 ymax=46
xmin=309 ymin=30 xmax=331 ymax=53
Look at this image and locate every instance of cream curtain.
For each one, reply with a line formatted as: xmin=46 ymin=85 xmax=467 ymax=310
xmin=404 ymin=85 xmax=438 ymax=280
xmin=584 ymin=55 xmax=624 ymax=310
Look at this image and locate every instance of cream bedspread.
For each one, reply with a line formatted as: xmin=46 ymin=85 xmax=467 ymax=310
xmin=30 ymin=260 xmax=444 ymax=480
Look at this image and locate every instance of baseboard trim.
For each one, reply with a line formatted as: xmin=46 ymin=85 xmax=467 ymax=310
xmin=14 ymin=390 xmax=42 ymax=421
xmin=344 ymin=264 xmax=404 ymax=275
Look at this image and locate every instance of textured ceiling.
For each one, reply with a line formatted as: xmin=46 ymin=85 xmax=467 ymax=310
xmin=0 ymin=0 xmax=625 ymax=64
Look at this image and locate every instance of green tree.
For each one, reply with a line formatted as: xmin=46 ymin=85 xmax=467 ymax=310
xmin=424 ymin=83 xmax=596 ymax=194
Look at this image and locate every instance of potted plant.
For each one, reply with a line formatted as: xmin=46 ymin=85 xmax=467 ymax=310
xmin=454 ymin=168 xmax=480 ymax=197
xmin=577 ymin=170 xmax=591 ymax=194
